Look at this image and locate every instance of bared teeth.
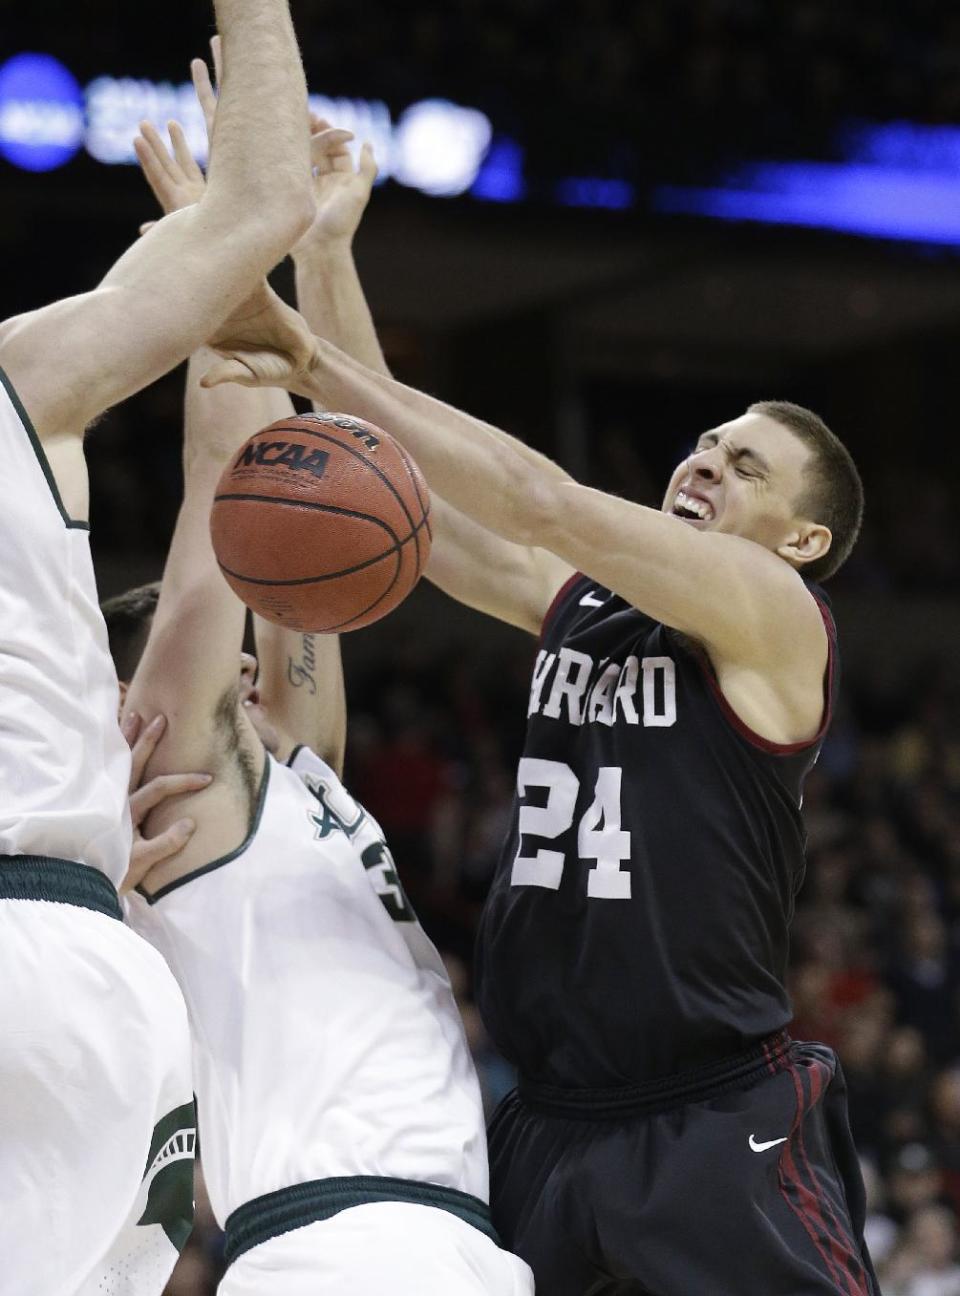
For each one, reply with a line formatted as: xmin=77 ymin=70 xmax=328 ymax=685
xmin=674 ymin=489 xmax=712 ymax=520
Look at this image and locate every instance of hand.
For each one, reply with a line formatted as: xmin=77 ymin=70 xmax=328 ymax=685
xmin=134 ymin=118 xmax=206 ymax=220
xmin=294 ymin=114 xmax=378 ymax=254
xmin=203 ymin=283 xmax=320 ymax=396
xmin=132 ymin=45 xmax=215 ymax=223
xmin=138 ymin=41 xmax=355 ymax=236
xmin=121 ymin=712 xmax=213 ymax=895
xmin=133 ymin=38 xmax=222 ymax=225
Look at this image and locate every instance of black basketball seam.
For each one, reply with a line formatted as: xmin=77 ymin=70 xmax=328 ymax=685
xmin=249 ymin=422 xmax=420 ymax=537
xmin=395 ymin=442 xmax=433 ymax=546
xmin=213 ymin=491 xmax=402 ymax=542
xmin=392 ymin=442 xmax=433 ymax=576
xmin=391 ymin=442 xmax=424 ymax=576
xmin=319 ymin=543 xmax=405 ymax=632
xmin=214 ymin=500 xmax=431 ymax=587
xmin=243 ymin=538 xmax=404 ymax=634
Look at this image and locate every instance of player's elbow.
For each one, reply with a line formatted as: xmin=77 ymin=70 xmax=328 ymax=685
xmin=280 ymin=188 xmax=317 ymax=247
xmin=251 ymin=188 xmax=316 ymax=260
xmin=221 ymin=183 xmax=314 ymax=270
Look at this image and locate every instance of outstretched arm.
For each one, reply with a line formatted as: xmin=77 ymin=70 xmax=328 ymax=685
xmin=288 ymin=126 xmax=573 ymax=635
xmin=426 ymin=497 xmax=568 ymax=634
xmin=0 ymin=1 xmax=313 ymax=457
xmin=204 ymin=336 xmax=826 ymax=715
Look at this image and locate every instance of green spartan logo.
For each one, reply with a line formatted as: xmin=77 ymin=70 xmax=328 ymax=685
xmin=137 ymin=1101 xmax=197 ymax=1250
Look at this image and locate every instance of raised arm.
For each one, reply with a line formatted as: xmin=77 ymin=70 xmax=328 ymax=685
xmin=288 ymin=125 xmax=572 ymax=635
xmin=251 ymin=622 xmax=347 ymax=775
xmin=120 ymin=340 xmax=273 ymax=890
xmin=0 ymin=0 xmax=313 ymax=458
xmin=120 ymin=96 xmax=314 ymax=881
xmin=232 ymin=117 xmax=380 ymax=776
xmin=292 ymin=119 xmax=388 ymax=377
xmin=125 ymin=346 xmax=261 ymax=771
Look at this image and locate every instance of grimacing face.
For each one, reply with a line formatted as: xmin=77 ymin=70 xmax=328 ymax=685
xmin=661 ymin=412 xmax=831 ymax=569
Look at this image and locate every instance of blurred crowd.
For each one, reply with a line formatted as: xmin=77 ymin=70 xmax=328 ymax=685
xmin=160 ymin=603 xmax=960 ymax=1294
xmin=792 ymin=658 xmax=960 ymax=1294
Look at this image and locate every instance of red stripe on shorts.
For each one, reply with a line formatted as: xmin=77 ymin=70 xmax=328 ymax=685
xmin=778 ymin=1064 xmax=860 ymax=1296
xmin=792 ymin=1060 xmax=871 ymax=1296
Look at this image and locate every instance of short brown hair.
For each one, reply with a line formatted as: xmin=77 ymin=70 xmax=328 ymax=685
xmin=748 ymin=399 xmax=864 ymax=582
xmin=101 ymin=581 xmax=160 ymax=683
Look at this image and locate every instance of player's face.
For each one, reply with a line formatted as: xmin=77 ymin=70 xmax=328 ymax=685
xmin=661 ymin=413 xmax=814 ymax=554
xmin=238 ymin=653 xmax=281 ymax=755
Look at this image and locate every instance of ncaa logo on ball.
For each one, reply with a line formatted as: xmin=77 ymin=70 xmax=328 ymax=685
xmin=233 ymin=440 xmax=330 ymax=479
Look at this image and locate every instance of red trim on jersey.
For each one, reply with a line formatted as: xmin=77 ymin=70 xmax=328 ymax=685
xmin=693 ymin=594 xmax=836 ymax=756
xmin=539 ymin=571 xmax=585 ymax=645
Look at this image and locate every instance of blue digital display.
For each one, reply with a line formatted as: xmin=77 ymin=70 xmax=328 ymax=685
xmin=7 ymin=46 xmax=960 ymax=251
xmin=471 ymin=137 xmax=527 ymax=203
xmin=556 ymin=177 xmax=635 ymax=211
xmin=654 ymin=125 xmax=960 ymax=248
xmin=0 ymin=53 xmax=84 ymax=172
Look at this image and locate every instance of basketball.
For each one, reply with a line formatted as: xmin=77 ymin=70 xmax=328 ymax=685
xmin=210 ymin=412 xmax=432 ymax=632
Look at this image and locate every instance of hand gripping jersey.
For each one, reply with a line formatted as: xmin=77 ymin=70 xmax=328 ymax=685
xmin=476 ymin=573 xmax=838 ymax=1091
xmin=127 ymin=747 xmax=488 ymax=1225
xmin=0 ymin=369 xmax=130 ymax=884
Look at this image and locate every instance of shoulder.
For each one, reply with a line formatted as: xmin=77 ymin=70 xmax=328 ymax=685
xmin=697 ymin=549 xmax=828 ymax=670
xmin=701 ymin=575 xmax=833 ymax=747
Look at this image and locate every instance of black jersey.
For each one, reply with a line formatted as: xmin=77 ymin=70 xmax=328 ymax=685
xmin=475 ymin=573 xmax=837 ymax=1090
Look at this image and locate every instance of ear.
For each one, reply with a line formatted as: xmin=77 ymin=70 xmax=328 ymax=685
xmin=776 ymin=522 xmax=832 ymax=569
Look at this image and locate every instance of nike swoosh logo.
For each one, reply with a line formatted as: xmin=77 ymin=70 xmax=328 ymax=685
xmin=579 ymin=591 xmax=605 ymax=607
xmin=749 ymin=1134 xmax=788 ymax=1152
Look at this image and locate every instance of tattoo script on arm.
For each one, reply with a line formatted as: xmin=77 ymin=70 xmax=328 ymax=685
xmin=287 ymin=633 xmax=318 ymax=695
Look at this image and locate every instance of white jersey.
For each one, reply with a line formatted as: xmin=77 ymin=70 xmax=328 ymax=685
xmin=126 ymin=747 xmax=488 ymax=1225
xmin=0 ymin=901 xmax=195 ymax=1296
xmin=0 ymin=367 xmax=194 ymax=1293
xmin=0 ymin=368 xmax=130 ymax=885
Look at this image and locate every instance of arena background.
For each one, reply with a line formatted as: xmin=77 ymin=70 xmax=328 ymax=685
xmin=3 ymin=3 xmax=960 ymax=1291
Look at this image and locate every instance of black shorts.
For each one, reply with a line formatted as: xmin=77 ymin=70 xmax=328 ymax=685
xmin=488 ymin=1036 xmax=878 ymax=1296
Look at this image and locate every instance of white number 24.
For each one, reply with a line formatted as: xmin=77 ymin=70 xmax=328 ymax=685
xmin=510 ymin=758 xmax=632 ymax=899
